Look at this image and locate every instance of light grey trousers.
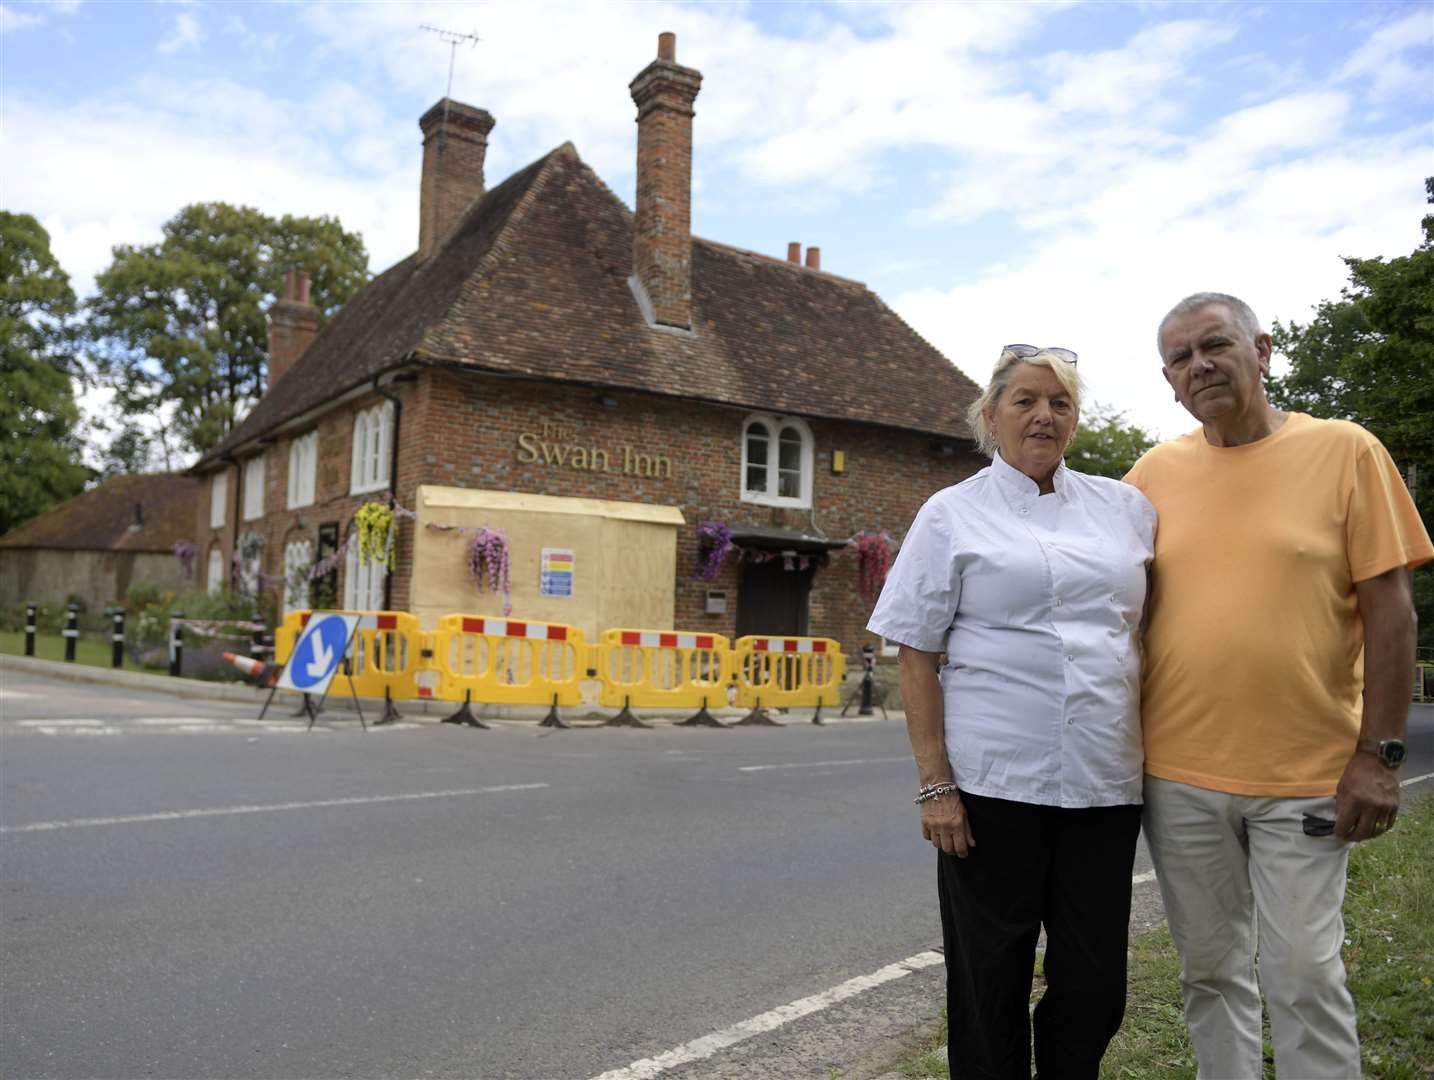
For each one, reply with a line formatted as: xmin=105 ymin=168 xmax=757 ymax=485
xmin=1143 ymin=775 xmax=1362 ymax=1079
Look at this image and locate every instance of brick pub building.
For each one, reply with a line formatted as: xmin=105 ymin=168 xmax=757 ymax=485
xmin=192 ymin=34 xmax=984 ymax=660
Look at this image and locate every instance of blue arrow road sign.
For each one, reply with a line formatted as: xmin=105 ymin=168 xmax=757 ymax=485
xmin=277 ymin=613 xmax=360 ymax=696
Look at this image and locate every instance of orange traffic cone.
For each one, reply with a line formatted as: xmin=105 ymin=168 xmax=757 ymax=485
xmin=223 ymin=652 xmax=282 ymax=688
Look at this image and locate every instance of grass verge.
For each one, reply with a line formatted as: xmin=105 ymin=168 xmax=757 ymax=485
xmin=892 ymin=792 xmax=1434 ymax=1079
xmin=0 ymin=631 xmax=164 ymax=673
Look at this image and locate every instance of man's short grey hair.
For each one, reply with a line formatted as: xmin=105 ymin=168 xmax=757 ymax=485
xmin=1157 ymin=292 xmax=1263 ymax=357
xmin=966 ymin=348 xmax=1084 ymax=457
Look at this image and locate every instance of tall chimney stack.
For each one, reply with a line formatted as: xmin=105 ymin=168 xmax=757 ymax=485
xmin=418 ymin=99 xmax=496 ymax=260
xmin=629 ymin=32 xmax=702 ymax=329
xmin=266 ymin=270 xmax=319 ymax=390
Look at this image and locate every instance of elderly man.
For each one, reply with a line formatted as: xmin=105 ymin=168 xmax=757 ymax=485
xmin=1124 ymin=292 xmax=1431 ymax=1079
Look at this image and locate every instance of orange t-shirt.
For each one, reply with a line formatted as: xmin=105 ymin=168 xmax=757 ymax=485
xmin=1124 ymin=414 xmax=1432 ymax=796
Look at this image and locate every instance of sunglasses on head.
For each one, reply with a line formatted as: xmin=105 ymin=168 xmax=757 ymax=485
xmin=1003 ymin=344 xmax=1078 ymax=365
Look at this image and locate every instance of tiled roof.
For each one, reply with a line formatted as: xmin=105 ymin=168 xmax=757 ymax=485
xmin=200 ymin=143 xmax=978 ymax=467
xmin=0 ymin=473 xmax=200 ymax=552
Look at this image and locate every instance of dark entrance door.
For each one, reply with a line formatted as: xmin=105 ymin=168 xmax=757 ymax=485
xmin=736 ymin=557 xmax=814 ymax=638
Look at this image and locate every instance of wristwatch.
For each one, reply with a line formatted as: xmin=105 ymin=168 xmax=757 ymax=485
xmin=1355 ymin=737 xmax=1407 ymax=769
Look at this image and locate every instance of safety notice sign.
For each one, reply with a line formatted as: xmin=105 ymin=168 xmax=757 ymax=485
xmin=539 ymin=548 xmax=574 ymax=598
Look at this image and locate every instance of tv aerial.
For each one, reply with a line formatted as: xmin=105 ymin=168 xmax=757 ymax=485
xmin=420 ymin=25 xmax=480 ymax=101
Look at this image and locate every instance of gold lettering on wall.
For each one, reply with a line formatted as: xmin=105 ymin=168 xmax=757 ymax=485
xmin=515 ymin=424 xmax=673 ymax=479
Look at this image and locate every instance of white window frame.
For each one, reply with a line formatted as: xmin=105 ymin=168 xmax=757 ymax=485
xmin=209 ymin=470 xmax=228 ymax=529
xmin=349 ymin=402 xmax=394 ymax=495
xmin=242 ymin=455 xmax=265 ymax=521
xmin=740 ymin=413 xmax=813 ymax=509
xmin=206 ymin=545 xmax=225 ymax=594
xmin=343 ymin=525 xmax=388 ymax=611
xmin=282 ymin=538 xmax=314 ymax=615
xmin=287 ymin=431 xmax=318 ymax=509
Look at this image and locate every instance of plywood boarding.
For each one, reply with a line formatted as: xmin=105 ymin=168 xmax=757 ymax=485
xmin=411 ymin=485 xmax=684 ymax=638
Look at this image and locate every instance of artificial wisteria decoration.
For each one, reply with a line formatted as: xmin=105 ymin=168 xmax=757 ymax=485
xmin=354 ymin=501 xmax=396 ymax=569
xmin=854 ymin=532 xmax=893 ymax=602
xmin=173 ymin=539 xmax=196 ymax=578
xmin=695 ymin=520 xmax=733 ymax=580
xmin=466 ymin=529 xmax=511 ymax=599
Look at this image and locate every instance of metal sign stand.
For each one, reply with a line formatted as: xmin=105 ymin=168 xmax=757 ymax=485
xmin=304 ymin=620 xmax=365 ymax=732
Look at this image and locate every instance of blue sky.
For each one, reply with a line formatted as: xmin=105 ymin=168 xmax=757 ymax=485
xmin=4 ymin=0 xmax=1431 ymax=455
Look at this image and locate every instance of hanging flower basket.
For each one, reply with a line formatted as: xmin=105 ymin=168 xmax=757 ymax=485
xmin=466 ymin=528 xmax=511 ymax=601
xmin=695 ymin=521 xmax=733 ymax=580
xmin=854 ymin=532 xmax=893 ymax=602
xmin=173 ymin=539 xmax=196 ymax=578
xmin=354 ymin=501 xmax=396 ymax=570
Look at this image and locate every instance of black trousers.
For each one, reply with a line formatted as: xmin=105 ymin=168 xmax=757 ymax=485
xmin=938 ymin=793 xmax=1141 ymax=1080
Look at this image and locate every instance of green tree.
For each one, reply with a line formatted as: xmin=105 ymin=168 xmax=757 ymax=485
xmin=0 ymin=212 xmax=91 ymax=535
xmin=86 ymin=202 xmax=369 ymax=455
xmin=1067 ymin=402 xmax=1157 ymax=479
xmin=1267 ymin=177 xmax=1434 ymax=646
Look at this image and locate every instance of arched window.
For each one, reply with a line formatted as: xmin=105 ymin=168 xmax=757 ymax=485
xmin=206 ymin=544 xmax=225 ymax=594
xmin=350 ymin=402 xmax=394 ymax=494
xmin=282 ymin=538 xmax=314 ymax=615
xmin=287 ymin=432 xmax=318 ymax=509
xmin=740 ymin=414 xmax=813 ymax=508
xmin=343 ymin=524 xmax=387 ymax=611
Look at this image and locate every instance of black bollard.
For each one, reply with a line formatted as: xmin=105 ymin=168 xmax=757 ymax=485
xmin=24 ymin=602 xmax=37 ymax=656
xmin=111 ymin=609 xmax=125 ymax=669
xmin=63 ymin=604 xmax=79 ymax=663
xmin=858 ymin=644 xmax=876 ymax=717
xmin=169 ymin=612 xmax=184 ymax=677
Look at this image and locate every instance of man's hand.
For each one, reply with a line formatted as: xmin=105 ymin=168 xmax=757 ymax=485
xmin=921 ymin=790 xmax=976 ymax=857
xmin=1334 ymin=753 xmax=1400 ymax=842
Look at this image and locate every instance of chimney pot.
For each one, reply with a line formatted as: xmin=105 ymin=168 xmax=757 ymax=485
xmin=283 ymin=269 xmax=296 ymax=300
xmin=805 ymin=246 xmax=821 ymax=271
xmin=418 ymin=99 xmax=497 ymax=260
xmin=297 ymin=271 xmax=311 ymax=305
xmin=787 ymin=242 xmax=801 ymax=264
xmin=657 ymin=32 xmax=676 ymax=61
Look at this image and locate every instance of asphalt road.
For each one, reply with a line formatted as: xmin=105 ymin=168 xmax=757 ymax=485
xmin=2 ymin=668 xmax=1430 ymax=1080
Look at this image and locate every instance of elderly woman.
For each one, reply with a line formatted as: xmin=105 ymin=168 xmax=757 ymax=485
xmin=867 ymin=345 xmax=1155 ymax=1080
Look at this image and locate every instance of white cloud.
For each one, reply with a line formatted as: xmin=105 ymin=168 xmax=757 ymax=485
xmin=157 ymin=8 xmax=203 ymax=53
xmin=1 ymin=0 xmax=80 ymax=34
xmin=1335 ymin=10 xmax=1433 ymax=100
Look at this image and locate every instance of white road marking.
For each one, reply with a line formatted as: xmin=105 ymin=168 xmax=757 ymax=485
xmin=1400 ymin=770 xmax=1434 ymax=787
xmin=590 ymin=950 xmax=944 ymax=1080
xmin=0 ymin=783 xmax=548 ymax=834
xmin=737 ymin=756 xmax=912 ymax=773
xmin=6 ymin=717 xmax=419 ymax=736
xmin=1132 ymin=869 xmax=1157 ymax=885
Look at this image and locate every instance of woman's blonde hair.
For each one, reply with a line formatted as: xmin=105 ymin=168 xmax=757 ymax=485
xmin=965 ymin=348 xmax=1084 ymax=457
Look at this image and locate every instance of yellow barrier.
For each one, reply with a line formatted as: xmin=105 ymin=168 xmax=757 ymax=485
xmin=274 ymin=609 xmax=425 ymax=719
xmin=732 ymin=635 xmax=846 ymax=718
xmin=595 ymin=629 xmax=732 ymax=726
xmin=429 ymin=615 xmax=587 ymax=715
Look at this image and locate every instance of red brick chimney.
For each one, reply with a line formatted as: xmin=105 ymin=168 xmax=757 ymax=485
xmin=418 ymin=98 xmax=496 ymax=261
xmin=266 ymin=270 xmax=319 ymax=390
xmin=787 ymin=242 xmax=801 ymax=264
xmin=805 ymin=246 xmax=821 ymax=271
xmin=630 ymin=32 xmax=702 ymax=329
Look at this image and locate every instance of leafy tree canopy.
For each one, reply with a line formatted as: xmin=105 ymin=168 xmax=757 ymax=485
xmin=0 ymin=211 xmax=91 ymax=536
xmin=86 ymin=202 xmax=369 ymax=455
xmin=1067 ymin=402 xmax=1158 ymax=480
xmin=1267 ymin=176 xmax=1434 ymax=645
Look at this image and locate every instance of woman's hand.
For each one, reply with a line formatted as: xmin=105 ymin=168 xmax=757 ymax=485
xmin=921 ymin=790 xmax=976 ymax=857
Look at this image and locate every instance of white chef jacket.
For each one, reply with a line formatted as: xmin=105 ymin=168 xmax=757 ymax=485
xmin=867 ymin=452 xmax=1156 ymax=808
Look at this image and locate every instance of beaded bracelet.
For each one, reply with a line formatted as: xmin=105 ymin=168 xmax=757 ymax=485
xmin=914 ymin=782 xmax=960 ymax=804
